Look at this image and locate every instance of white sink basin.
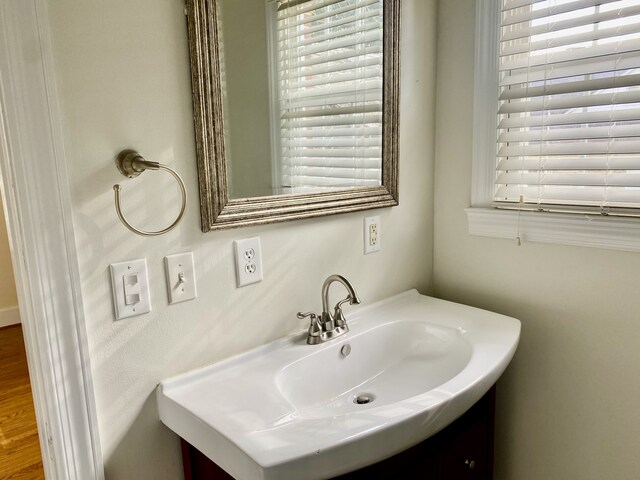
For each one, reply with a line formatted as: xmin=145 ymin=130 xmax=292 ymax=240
xmin=276 ymin=320 xmax=472 ymax=418
xmin=157 ymin=290 xmax=520 ymax=480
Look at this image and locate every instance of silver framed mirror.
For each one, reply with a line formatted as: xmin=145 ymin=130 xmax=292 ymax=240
xmin=186 ymin=0 xmax=400 ymax=232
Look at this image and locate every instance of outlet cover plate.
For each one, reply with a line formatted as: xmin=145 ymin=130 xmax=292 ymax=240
xmin=109 ymin=258 xmax=151 ymax=320
xmin=234 ymin=237 xmax=263 ymax=287
xmin=364 ymin=216 xmax=381 ymax=254
xmin=164 ymin=252 xmax=197 ymax=304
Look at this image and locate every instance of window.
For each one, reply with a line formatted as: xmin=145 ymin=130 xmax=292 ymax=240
xmin=469 ymin=0 xmax=640 ymax=251
xmin=272 ymin=0 xmax=384 ymax=193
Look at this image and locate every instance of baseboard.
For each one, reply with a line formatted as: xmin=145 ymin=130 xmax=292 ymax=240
xmin=0 ymin=306 xmax=20 ymax=327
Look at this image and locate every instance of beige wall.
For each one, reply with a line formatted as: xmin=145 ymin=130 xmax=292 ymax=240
xmin=46 ymin=0 xmax=436 ymax=478
xmin=219 ymin=0 xmax=274 ymax=199
xmin=434 ymin=2 xmax=640 ymax=480
xmin=0 ymin=200 xmax=18 ymax=311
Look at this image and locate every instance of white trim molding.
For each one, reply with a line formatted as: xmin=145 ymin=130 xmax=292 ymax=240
xmin=467 ymin=208 xmax=640 ymax=252
xmin=0 ymin=306 xmax=20 ymax=327
xmin=468 ymin=0 xmax=640 ymax=252
xmin=0 ymin=1 xmax=103 ymax=479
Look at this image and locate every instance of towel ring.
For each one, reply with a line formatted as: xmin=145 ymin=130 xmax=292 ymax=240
xmin=113 ymin=149 xmax=187 ymax=237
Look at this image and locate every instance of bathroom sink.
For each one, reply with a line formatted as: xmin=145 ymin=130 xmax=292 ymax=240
xmin=276 ymin=320 xmax=472 ymax=418
xmin=156 ymin=290 xmax=520 ymax=480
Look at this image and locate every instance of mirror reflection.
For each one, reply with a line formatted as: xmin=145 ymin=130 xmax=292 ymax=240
xmin=218 ymin=0 xmax=384 ymax=199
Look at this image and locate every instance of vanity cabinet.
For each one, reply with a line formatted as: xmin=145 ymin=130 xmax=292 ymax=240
xmin=180 ymin=386 xmax=495 ymax=480
xmin=334 ymin=386 xmax=495 ymax=480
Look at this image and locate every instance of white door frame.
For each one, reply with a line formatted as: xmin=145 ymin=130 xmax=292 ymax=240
xmin=0 ymin=1 xmax=103 ymax=478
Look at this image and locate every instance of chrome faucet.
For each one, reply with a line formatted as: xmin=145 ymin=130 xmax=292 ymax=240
xmin=297 ymin=274 xmax=361 ymax=345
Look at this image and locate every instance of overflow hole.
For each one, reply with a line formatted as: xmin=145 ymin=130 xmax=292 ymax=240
xmin=353 ymin=394 xmax=375 ymax=405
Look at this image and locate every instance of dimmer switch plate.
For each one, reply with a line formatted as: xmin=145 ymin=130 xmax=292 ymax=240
xmin=164 ymin=252 xmax=197 ymax=304
xmin=110 ymin=259 xmax=151 ymax=320
xmin=234 ymin=237 xmax=263 ymax=287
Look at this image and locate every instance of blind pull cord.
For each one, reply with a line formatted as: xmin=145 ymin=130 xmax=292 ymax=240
xmin=516 ymin=194 xmax=524 ymax=247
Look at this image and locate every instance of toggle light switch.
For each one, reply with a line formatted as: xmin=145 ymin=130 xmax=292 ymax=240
xmin=110 ymin=259 xmax=151 ymax=320
xmin=164 ymin=252 xmax=197 ymax=305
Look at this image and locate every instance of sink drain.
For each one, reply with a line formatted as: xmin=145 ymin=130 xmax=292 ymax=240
xmin=353 ymin=393 xmax=375 ymax=405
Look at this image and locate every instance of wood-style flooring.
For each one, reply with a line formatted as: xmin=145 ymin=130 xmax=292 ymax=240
xmin=0 ymin=325 xmax=44 ymax=479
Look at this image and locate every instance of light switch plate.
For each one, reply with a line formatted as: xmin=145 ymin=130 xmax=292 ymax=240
xmin=164 ymin=252 xmax=197 ymax=304
xmin=234 ymin=237 xmax=263 ymax=287
xmin=110 ymin=259 xmax=151 ymax=320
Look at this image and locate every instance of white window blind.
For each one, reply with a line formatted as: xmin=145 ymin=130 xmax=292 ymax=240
xmin=276 ymin=0 xmax=383 ymax=193
xmin=496 ymin=0 xmax=640 ymax=215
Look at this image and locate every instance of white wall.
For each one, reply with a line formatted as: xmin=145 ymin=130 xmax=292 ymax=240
xmin=46 ymin=0 xmax=436 ymax=478
xmin=434 ymin=2 xmax=640 ymax=480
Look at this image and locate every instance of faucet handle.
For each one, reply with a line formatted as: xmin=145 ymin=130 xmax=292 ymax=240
xmin=333 ymin=296 xmax=353 ymax=328
xmin=334 ymin=296 xmax=352 ymax=310
xmin=297 ymin=312 xmax=322 ymax=338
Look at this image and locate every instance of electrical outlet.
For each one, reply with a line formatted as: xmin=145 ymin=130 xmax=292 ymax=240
xmin=234 ymin=237 xmax=263 ymax=287
xmin=364 ymin=216 xmax=381 ymax=254
xmin=369 ymin=223 xmax=378 ymax=245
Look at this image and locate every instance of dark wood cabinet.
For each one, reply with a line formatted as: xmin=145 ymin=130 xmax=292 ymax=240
xmin=181 ymin=386 xmax=495 ymax=480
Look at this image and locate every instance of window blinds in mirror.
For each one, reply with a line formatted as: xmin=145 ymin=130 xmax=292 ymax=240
xmin=276 ymin=0 xmax=383 ymax=192
xmin=496 ymin=0 xmax=640 ymax=214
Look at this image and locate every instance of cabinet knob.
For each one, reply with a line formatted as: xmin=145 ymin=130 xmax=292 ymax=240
xmin=465 ymin=459 xmax=476 ymax=469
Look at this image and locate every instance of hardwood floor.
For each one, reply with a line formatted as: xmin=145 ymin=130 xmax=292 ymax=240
xmin=0 ymin=325 xmax=44 ymax=479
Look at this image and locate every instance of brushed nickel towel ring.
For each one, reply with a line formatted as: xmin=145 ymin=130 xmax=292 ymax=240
xmin=113 ymin=149 xmax=187 ymax=236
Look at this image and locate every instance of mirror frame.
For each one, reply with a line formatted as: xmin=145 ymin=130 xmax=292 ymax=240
xmin=186 ymin=0 xmax=400 ymax=232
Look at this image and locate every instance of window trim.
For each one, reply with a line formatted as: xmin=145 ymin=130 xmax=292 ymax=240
xmin=468 ymin=0 xmax=640 ymax=252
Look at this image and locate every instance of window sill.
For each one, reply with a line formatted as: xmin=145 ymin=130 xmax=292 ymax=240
xmin=466 ymin=207 xmax=640 ymax=252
